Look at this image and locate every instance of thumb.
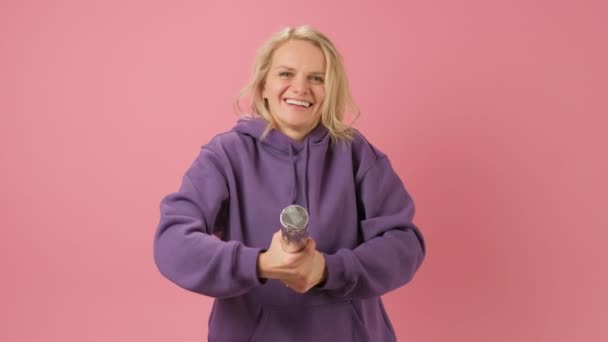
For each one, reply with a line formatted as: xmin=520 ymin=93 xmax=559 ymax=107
xmin=304 ymin=238 xmax=317 ymax=252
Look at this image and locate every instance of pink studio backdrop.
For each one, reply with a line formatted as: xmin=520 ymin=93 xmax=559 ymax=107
xmin=1 ymin=0 xmax=606 ymax=341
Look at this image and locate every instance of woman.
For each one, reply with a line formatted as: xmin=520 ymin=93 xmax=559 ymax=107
xmin=154 ymin=26 xmax=425 ymax=341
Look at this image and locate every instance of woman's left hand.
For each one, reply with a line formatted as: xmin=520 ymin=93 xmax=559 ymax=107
xmin=257 ymin=231 xmax=327 ymax=293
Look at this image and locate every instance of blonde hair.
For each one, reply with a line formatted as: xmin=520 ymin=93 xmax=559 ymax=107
xmin=236 ymin=25 xmax=359 ymax=141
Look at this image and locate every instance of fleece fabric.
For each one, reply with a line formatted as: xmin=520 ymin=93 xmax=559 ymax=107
xmin=154 ymin=117 xmax=425 ymax=341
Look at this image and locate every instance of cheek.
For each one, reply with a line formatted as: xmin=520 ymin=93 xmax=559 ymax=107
xmin=314 ymin=86 xmax=325 ymax=99
xmin=315 ymin=90 xmax=325 ymax=107
xmin=263 ymin=79 xmax=281 ymax=96
xmin=269 ymin=86 xmax=287 ymax=101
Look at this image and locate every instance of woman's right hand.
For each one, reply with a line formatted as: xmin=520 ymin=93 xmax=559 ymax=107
xmin=257 ymin=231 xmax=327 ymax=293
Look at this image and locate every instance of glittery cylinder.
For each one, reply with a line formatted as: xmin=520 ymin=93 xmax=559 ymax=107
xmin=280 ymin=205 xmax=310 ymax=253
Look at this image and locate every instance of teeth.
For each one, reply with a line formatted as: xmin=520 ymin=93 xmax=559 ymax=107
xmin=285 ymin=99 xmax=311 ymax=107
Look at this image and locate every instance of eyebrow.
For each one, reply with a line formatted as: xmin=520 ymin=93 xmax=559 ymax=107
xmin=274 ymin=65 xmax=325 ymax=75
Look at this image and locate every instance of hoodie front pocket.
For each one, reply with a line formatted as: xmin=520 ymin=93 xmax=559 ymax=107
xmin=250 ymin=301 xmax=369 ymax=342
xmin=249 ymin=307 xmax=269 ymax=342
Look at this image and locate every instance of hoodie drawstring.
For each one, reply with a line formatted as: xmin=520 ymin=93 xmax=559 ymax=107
xmin=289 ymin=145 xmax=297 ymax=205
xmin=304 ymin=138 xmax=310 ymax=210
xmin=288 ymin=140 xmax=311 ymax=210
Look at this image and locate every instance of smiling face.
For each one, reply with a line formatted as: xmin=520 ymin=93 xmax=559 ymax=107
xmin=262 ymin=39 xmax=326 ymax=141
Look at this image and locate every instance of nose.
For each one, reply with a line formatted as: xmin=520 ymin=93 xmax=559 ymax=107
xmin=290 ymin=74 xmax=309 ymax=94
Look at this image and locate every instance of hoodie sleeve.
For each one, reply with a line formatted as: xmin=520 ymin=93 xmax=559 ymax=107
xmin=316 ymin=156 xmax=425 ymax=299
xmin=153 ymin=147 xmax=264 ymax=298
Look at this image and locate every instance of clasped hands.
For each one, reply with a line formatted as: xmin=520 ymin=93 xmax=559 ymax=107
xmin=257 ymin=231 xmax=327 ymax=293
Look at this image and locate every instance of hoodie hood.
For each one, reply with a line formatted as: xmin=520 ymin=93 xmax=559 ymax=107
xmin=233 ymin=117 xmax=330 ymax=156
xmin=233 ymin=117 xmax=330 ymax=207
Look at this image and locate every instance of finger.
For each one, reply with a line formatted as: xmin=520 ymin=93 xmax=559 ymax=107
xmin=270 ymin=231 xmax=285 ymax=250
xmin=304 ymin=238 xmax=317 ymax=252
xmin=283 ymin=282 xmax=306 ymax=293
xmin=282 ymin=280 xmax=296 ymax=289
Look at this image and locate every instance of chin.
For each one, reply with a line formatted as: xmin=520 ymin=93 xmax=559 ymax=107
xmin=279 ymin=115 xmax=314 ymax=127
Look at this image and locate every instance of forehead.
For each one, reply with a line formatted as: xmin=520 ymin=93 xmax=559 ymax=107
xmin=270 ymin=40 xmax=326 ymax=70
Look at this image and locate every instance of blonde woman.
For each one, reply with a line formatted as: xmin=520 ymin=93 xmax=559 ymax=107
xmin=154 ymin=26 xmax=425 ymax=341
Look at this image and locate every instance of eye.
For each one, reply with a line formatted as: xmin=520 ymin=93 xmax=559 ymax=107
xmin=279 ymin=71 xmax=292 ymax=78
xmin=310 ymin=75 xmax=324 ymax=83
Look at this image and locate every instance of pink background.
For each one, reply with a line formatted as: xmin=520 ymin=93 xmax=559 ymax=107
xmin=1 ymin=0 xmax=607 ymax=341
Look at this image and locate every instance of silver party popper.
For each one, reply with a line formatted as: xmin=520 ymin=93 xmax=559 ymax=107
xmin=279 ymin=204 xmax=310 ymax=253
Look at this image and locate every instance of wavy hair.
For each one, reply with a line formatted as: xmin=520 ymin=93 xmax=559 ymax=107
xmin=236 ymin=25 xmax=359 ymax=141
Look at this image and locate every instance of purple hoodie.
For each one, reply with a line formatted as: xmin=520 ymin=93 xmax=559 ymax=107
xmin=154 ymin=118 xmax=425 ymax=341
